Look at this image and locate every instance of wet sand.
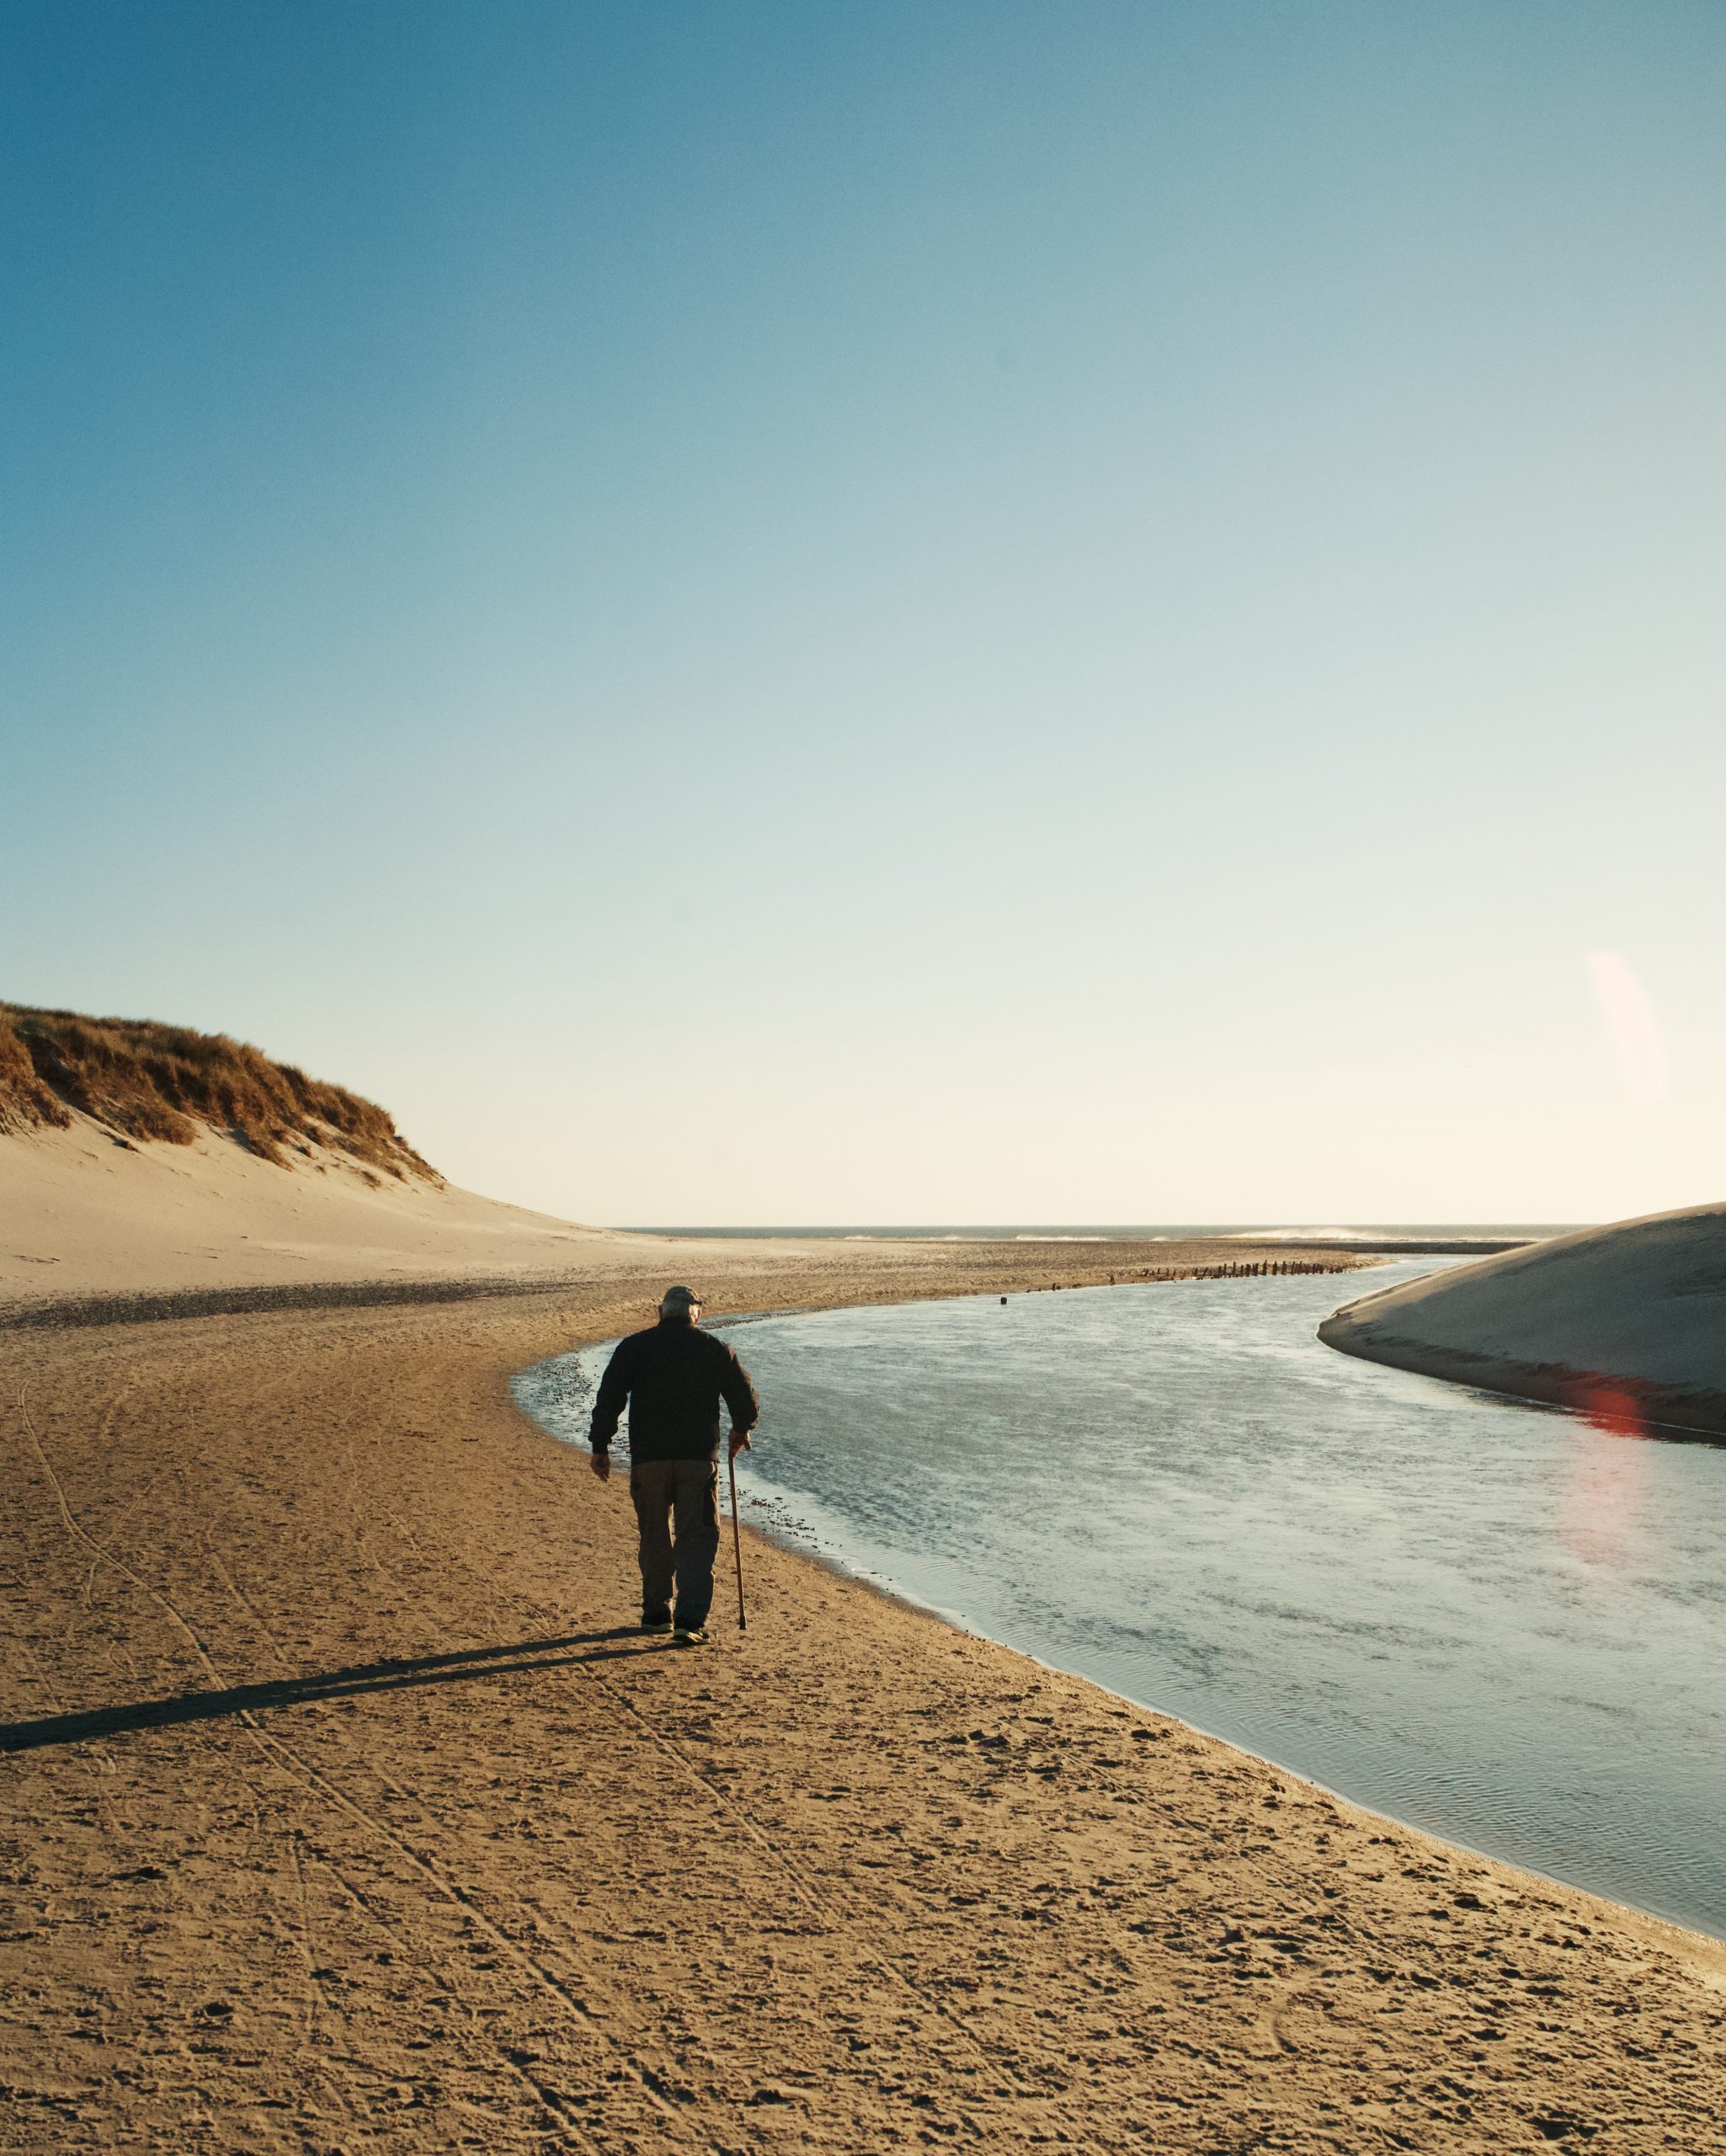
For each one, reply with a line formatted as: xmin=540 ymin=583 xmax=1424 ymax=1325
xmin=5 ymin=1246 xmax=1723 ymax=2153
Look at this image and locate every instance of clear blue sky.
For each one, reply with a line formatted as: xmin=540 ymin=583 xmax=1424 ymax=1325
xmin=4 ymin=1 xmax=1723 ymax=1225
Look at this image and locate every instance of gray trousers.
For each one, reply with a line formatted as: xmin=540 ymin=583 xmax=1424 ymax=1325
xmin=629 ymin=1458 xmax=720 ymax=1629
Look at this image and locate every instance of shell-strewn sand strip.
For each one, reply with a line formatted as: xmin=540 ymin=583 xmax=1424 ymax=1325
xmin=4 ymin=1258 xmax=1723 ymax=2154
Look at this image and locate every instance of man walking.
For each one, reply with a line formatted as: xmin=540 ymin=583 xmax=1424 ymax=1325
xmin=588 ymin=1286 xmax=759 ymax=1644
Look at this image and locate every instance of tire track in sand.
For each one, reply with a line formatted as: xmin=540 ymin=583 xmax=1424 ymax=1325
xmin=12 ymin=1383 xmax=685 ymax=2153
xmin=386 ymin=1440 xmax=1049 ymax=2117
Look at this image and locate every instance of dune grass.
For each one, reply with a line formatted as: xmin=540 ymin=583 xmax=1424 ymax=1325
xmin=0 ymin=1004 xmax=439 ymax=1182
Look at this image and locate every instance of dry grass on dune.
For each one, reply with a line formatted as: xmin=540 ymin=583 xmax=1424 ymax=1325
xmin=0 ymin=1003 xmax=439 ymax=1182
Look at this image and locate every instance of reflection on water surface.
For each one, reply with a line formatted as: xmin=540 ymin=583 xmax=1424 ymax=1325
xmin=514 ymin=1263 xmax=1726 ymax=1938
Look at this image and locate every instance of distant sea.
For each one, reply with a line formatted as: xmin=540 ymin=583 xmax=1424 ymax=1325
xmin=628 ymin=1222 xmax=1578 ymax=1242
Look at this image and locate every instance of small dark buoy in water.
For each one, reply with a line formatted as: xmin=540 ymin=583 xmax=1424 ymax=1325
xmin=1000 ymin=1295 xmax=1007 ymax=1304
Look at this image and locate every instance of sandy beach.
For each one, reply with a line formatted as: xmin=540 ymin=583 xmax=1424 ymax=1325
xmin=6 ymin=1243 xmax=1724 ymax=2154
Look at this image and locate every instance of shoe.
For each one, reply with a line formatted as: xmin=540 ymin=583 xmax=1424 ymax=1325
xmin=641 ymin=1614 xmax=673 ymax=1634
xmin=671 ymin=1626 xmax=708 ymax=1646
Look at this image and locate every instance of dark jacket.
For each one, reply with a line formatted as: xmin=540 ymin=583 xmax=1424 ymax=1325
xmin=588 ymin=1318 xmax=759 ymax=1464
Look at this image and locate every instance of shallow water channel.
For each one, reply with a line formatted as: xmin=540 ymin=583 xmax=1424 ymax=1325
xmin=514 ymin=1265 xmax=1726 ymax=1938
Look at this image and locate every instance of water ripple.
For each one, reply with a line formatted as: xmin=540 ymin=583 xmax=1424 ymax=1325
xmin=514 ymin=1265 xmax=1726 ymax=1938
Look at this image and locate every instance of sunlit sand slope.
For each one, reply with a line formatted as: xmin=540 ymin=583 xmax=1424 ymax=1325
xmin=0 ymin=1114 xmax=646 ymax=1303
xmin=1 ymin=1114 xmax=1373 ymax=1313
xmin=1319 ymin=1202 xmax=1726 ymax=1435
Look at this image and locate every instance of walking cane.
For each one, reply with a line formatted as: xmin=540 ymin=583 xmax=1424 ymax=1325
xmin=727 ymin=1437 xmax=748 ymax=1632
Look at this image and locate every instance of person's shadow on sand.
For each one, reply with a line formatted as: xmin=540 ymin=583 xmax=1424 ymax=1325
xmin=0 ymin=1630 xmax=667 ymax=1754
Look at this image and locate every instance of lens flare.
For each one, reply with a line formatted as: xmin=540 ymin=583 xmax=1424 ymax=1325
xmin=1559 ymin=1375 xmax=1649 ymax=1567
xmin=1586 ymin=949 xmax=1667 ymax=1107
xmin=1569 ymin=1374 xmax=1648 ymax=1440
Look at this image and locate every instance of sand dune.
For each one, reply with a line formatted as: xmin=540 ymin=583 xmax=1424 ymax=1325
xmin=0 ymin=1001 xmax=743 ymax=1305
xmin=0 ymin=1113 xmax=658 ymax=1303
xmin=0 ymin=1120 xmax=1335 ymax=1317
xmin=1319 ymin=1199 xmax=1726 ymax=1434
